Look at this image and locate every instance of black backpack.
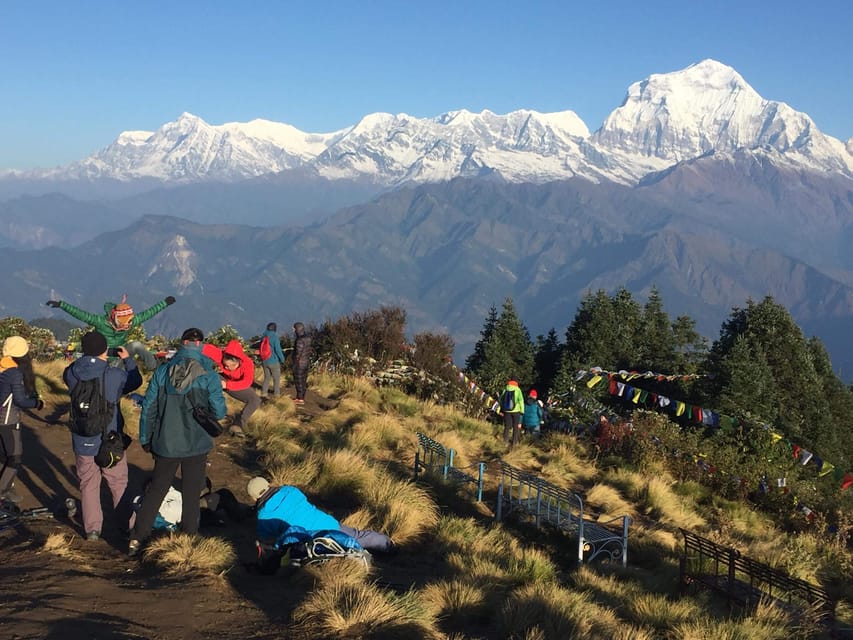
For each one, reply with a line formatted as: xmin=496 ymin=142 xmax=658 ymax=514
xmin=501 ymin=389 xmax=516 ymax=412
xmin=69 ymin=372 xmax=115 ymax=437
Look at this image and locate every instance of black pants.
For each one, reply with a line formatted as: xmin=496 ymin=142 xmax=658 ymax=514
xmin=0 ymin=423 xmax=22 ymax=495
xmin=503 ymin=412 xmax=521 ymax=445
xmin=131 ymin=452 xmax=208 ymax=542
xmin=293 ymin=364 xmax=309 ymax=400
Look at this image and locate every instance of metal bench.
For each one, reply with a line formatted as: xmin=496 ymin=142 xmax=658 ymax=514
xmin=679 ymin=529 xmax=836 ymax=629
xmin=495 ymin=461 xmax=631 ymax=566
xmin=414 ymin=432 xmax=485 ymax=502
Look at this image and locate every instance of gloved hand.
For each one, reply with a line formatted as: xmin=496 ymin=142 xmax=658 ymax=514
xmin=142 ymin=443 xmax=151 ymax=454
xmin=46 ymin=300 xmax=61 ymax=308
xmin=165 ymin=296 xmax=176 ymax=306
xmin=35 ymin=399 xmax=45 ymax=411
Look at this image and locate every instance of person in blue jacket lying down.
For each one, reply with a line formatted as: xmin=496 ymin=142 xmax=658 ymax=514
xmin=247 ymin=477 xmax=395 ymax=554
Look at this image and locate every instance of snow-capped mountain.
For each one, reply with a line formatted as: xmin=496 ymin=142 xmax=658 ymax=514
xmin=7 ymin=60 xmax=852 ymax=188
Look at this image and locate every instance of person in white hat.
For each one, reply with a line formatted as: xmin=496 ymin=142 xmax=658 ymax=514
xmin=248 ymin=477 xmax=394 ymax=554
xmin=0 ymin=336 xmax=44 ymax=505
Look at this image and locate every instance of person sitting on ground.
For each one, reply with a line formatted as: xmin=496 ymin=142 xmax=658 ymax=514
xmin=521 ymin=389 xmax=544 ymax=436
xmin=203 ymin=340 xmax=260 ymax=438
xmin=248 ymin=477 xmax=395 ymax=554
xmin=130 ymin=478 xmax=251 ymax=532
xmin=46 ymin=294 xmax=176 ymax=370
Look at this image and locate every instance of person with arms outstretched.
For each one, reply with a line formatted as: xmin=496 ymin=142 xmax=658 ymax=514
xmin=46 ymin=293 xmax=176 ymax=370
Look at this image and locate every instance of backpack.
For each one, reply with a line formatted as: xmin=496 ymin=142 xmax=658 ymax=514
xmin=501 ymin=389 xmax=516 ymax=412
xmin=259 ymin=335 xmax=273 ymax=361
xmin=69 ymin=372 xmax=115 ymax=437
xmin=166 ymin=358 xmax=222 ymax=437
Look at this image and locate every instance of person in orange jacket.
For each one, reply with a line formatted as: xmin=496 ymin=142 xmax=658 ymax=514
xmin=202 ymin=340 xmax=260 ymax=438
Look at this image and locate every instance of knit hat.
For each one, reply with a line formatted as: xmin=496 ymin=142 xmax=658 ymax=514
xmin=529 ymin=389 xmax=538 ymax=399
xmin=247 ymin=477 xmax=270 ymax=501
xmin=2 ymin=336 xmax=28 ymax=358
xmin=109 ymin=294 xmax=134 ymax=329
xmin=81 ymin=331 xmax=108 ymax=357
xmin=507 ymin=380 xmax=518 ymax=387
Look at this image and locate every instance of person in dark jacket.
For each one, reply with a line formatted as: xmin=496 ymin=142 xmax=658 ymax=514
xmin=291 ymin=322 xmax=312 ymax=405
xmin=521 ymin=389 xmax=544 ymax=436
xmin=0 ymin=336 xmax=44 ymax=505
xmin=47 ymin=294 xmax=176 ymax=370
xmin=260 ymin=322 xmax=286 ymax=398
xmin=129 ymin=327 xmax=227 ymax=556
xmin=63 ymin=331 xmax=141 ymax=540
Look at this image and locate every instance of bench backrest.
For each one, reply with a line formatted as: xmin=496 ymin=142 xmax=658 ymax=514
xmin=679 ymin=529 xmax=833 ymax=614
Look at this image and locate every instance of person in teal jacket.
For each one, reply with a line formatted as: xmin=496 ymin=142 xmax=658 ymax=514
xmin=260 ymin=322 xmax=287 ymax=398
xmin=128 ymin=328 xmax=226 ymax=556
xmin=521 ymin=389 xmax=544 ymax=436
xmin=500 ymin=379 xmax=525 ymax=446
xmin=46 ymin=294 xmax=175 ymax=370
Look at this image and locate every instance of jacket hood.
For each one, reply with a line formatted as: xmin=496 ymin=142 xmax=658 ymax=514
xmin=69 ymin=355 xmax=108 ymax=381
xmin=223 ymin=339 xmax=247 ymax=359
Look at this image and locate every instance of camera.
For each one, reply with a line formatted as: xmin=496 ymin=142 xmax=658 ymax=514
xmin=107 ymin=347 xmax=121 ymax=357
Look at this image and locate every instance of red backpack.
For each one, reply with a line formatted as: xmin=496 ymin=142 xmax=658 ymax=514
xmin=259 ymin=336 xmax=273 ymax=361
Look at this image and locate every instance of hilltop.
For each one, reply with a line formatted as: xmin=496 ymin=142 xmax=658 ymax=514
xmin=1 ymin=358 xmax=851 ymax=639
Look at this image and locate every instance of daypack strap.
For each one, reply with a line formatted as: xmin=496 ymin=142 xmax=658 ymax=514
xmin=2 ymin=393 xmax=12 ymax=425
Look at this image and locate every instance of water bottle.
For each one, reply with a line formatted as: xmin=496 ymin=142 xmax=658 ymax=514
xmin=65 ymin=498 xmax=77 ymax=518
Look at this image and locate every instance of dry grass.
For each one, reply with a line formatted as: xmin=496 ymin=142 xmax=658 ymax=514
xmin=669 ymin=599 xmax=796 ymax=640
xmin=142 ymin=533 xmax=236 ymax=576
xmin=41 ymin=532 xmax=91 ymax=568
xmin=292 ymin=576 xmax=440 ymax=639
xmin=585 ymin=483 xmax=637 ymax=519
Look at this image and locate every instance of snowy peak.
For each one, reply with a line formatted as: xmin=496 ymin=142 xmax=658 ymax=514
xmin=11 ymin=60 xmax=851 ymax=187
xmin=591 ymin=59 xmax=850 ymax=176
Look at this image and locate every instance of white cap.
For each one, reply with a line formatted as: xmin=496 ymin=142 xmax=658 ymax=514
xmin=247 ymin=477 xmax=270 ymax=501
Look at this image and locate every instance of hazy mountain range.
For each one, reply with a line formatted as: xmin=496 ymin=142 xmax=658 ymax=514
xmin=1 ymin=59 xmax=852 ymax=375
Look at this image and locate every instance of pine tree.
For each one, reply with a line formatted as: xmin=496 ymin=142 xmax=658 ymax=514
xmin=533 ymin=328 xmax=562 ymax=393
xmin=637 ymin=286 xmax=676 ymax=373
xmin=465 ymin=305 xmax=498 ymax=373
xmin=470 ymin=298 xmax=534 ymax=394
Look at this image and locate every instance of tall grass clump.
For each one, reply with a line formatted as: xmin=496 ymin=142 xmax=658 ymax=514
xmin=143 ymin=534 xmax=236 ymax=576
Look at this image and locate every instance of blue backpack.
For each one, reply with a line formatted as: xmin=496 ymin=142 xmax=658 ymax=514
xmin=501 ymin=389 xmax=516 ymax=412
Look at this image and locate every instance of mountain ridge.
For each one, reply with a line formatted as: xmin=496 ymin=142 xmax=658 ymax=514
xmin=3 ymin=60 xmax=849 ymax=192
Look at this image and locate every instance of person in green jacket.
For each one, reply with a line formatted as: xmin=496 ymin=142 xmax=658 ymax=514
xmin=47 ymin=294 xmax=176 ymax=370
xmin=499 ymin=379 xmax=525 ymax=446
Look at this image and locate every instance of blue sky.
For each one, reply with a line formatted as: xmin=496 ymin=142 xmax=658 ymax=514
xmin=2 ymin=0 xmax=850 ymax=169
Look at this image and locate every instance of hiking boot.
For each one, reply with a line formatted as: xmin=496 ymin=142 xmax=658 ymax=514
xmin=229 ymin=425 xmax=246 ymax=438
xmin=128 ymin=539 xmax=141 ymax=557
xmin=87 ymin=531 xmax=101 ymax=541
xmin=293 ymin=398 xmax=305 ymax=405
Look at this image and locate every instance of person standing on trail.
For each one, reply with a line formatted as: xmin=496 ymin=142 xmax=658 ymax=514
xmin=260 ymin=322 xmax=287 ymax=398
xmin=202 ymin=340 xmax=260 ymax=438
xmin=63 ymin=331 xmax=142 ymax=540
xmin=499 ymin=379 xmax=524 ymax=446
xmin=46 ymin=294 xmax=176 ymax=370
xmin=129 ymin=328 xmax=226 ymax=557
xmin=291 ymin=322 xmax=312 ymax=405
xmin=521 ymin=389 xmax=544 ymax=436
xmin=0 ymin=336 xmax=44 ymax=505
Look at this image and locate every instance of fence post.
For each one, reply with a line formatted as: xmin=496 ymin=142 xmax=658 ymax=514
xmin=576 ymin=493 xmax=585 ymax=565
xmin=445 ymin=448 xmax=454 ymax=480
xmin=621 ymin=516 xmax=631 ymax=567
xmin=476 ymin=462 xmax=485 ymax=502
xmin=496 ymin=472 xmax=504 ymax=521
xmin=413 ymin=449 xmax=420 ymax=479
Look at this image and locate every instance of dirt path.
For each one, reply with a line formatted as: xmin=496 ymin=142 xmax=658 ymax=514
xmin=0 ymin=385 xmax=338 ymax=640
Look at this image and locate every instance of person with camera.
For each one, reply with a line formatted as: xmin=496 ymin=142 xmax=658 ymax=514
xmin=62 ymin=332 xmax=141 ymax=541
xmin=129 ymin=328 xmax=227 ymax=557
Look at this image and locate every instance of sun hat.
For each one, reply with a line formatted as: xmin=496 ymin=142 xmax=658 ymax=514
xmin=2 ymin=336 xmax=28 ymax=358
xmin=247 ymin=477 xmax=270 ymax=501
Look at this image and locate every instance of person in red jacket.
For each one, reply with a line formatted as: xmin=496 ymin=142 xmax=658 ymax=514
xmin=202 ymin=340 xmax=260 ymax=438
